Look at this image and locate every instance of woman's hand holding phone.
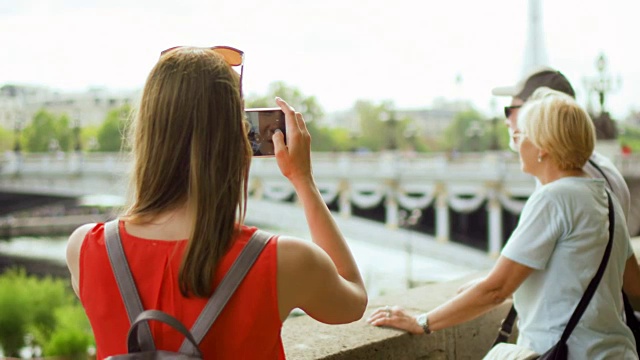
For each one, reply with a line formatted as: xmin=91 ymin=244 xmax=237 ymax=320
xmin=272 ymin=97 xmax=313 ymax=187
xmin=272 ymin=96 xmax=368 ymax=320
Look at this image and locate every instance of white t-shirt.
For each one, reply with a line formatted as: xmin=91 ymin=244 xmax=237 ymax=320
xmin=502 ymin=177 xmax=638 ymax=360
xmin=535 ymin=151 xmax=631 ymax=226
xmin=584 ymin=151 xmax=633 ymax=229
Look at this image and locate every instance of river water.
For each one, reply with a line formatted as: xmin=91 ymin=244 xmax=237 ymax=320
xmin=0 ymin=232 xmax=480 ymax=299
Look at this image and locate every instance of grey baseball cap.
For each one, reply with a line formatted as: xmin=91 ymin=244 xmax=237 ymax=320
xmin=492 ymin=66 xmax=575 ymax=101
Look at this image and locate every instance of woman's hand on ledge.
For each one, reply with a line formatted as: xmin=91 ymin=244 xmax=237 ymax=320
xmin=366 ymin=305 xmax=424 ymax=335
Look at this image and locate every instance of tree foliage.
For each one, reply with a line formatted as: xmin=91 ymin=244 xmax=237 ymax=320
xmin=21 ymin=109 xmax=74 ymax=152
xmin=55 ymin=114 xmax=73 ymax=151
xmin=246 ymin=81 xmax=324 ymax=123
xmin=0 ymin=125 xmax=13 ymax=152
xmin=97 ymin=104 xmax=131 ymax=152
xmin=246 ymin=82 xmax=349 ymax=151
xmin=441 ymin=109 xmax=509 ymax=152
xmin=14 ymin=109 xmax=98 ymax=153
xmin=0 ymin=268 xmax=93 ymax=358
xmin=349 ymin=100 xmax=425 ymax=152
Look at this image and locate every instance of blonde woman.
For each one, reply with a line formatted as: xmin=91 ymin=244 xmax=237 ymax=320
xmin=369 ymin=89 xmax=640 ymax=359
xmin=66 ymin=47 xmax=367 ymax=359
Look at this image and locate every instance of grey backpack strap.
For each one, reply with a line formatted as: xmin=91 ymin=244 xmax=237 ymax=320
xmin=127 ymin=310 xmax=202 ymax=356
xmin=104 ymin=219 xmax=156 ymax=351
xmin=178 ymin=229 xmax=272 ymax=353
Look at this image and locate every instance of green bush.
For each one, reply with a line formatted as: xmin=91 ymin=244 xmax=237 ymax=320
xmin=25 ymin=273 xmax=75 ymax=345
xmin=0 ymin=269 xmax=33 ymax=357
xmin=0 ymin=268 xmax=94 ymax=358
xmin=42 ymin=305 xmax=94 ymax=358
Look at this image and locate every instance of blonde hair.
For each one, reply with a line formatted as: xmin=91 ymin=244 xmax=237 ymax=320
xmin=518 ymin=87 xmax=595 ymax=171
xmin=124 ymin=48 xmax=252 ymax=297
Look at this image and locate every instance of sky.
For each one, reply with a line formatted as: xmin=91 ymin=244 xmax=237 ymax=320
xmin=1 ymin=0 xmax=639 ymax=120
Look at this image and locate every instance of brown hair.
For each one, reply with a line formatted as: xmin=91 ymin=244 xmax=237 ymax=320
xmin=123 ymin=48 xmax=252 ymax=297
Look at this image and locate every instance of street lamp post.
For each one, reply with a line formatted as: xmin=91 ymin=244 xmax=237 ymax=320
xmin=403 ymin=124 xmax=418 ymax=154
xmin=74 ymin=110 xmax=82 ymax=152
xmin=582 ymin=52 xmax=622 ymax=140
xmin=489 ymin=117 xmax=500 ymax=151
xmin=380 ymin=109 xmax=398 ymax=151
xmin=349 ymin=130 xmax=360 ymax=153
xmin=13 ymin=113 xmax=23 ymax=153
xmin=488 ymin=98 xmax=500 ymax=151
xmin=48 ymin=138 xmax=60 ymax=153
xmin=399 ymin=208 xmax=422 ymax=288
xmin=464 ymin=121 xmax=484 ymax=152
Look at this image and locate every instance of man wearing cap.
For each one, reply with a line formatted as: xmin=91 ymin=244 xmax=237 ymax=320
xmin=493 ymin=66 xmax=632 ymax=229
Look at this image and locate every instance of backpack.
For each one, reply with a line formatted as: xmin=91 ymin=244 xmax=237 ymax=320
xmin=102 ymin=220 xmax=271 ymax=359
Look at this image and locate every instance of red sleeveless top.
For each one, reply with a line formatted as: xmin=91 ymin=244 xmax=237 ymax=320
xmin=79 ymin=222 xmax=284 ymax=359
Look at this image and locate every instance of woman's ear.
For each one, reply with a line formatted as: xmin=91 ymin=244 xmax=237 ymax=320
xmin=538 ymin=148 xmax=549 ymax=158
xmin=537 ymin=148 xmax=549 ymax=163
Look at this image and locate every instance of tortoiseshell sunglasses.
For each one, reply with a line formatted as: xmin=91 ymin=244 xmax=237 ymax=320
xmin=161 ymin=46 xmax=244 ymax=96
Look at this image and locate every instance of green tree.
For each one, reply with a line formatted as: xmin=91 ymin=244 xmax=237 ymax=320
xmin=22 ymin=109 xmax=58 ymax=152
xmin=350 ymin=100 xmax=422 ymax=152
xmin=19 ymin=110 xmax=76 ymax=152
xmin=246 ymin=81 xmax=324 ymax=123
xmin=246 ymin=82 xmax=349 ymax=151
xmin=0 ymin=124 xmax=13 ymax=152
xmin=80 ymin=124 xmax=100 ymax=152
xmin=441 ymin=108 xmax=508 ymax=152
xmin=55 ymin=114 xmax=73 ymax=151
xmin=351 ymin=100 xmax=388 ymax=151
xmin=97 ymin=104 xmax=131 ymax=152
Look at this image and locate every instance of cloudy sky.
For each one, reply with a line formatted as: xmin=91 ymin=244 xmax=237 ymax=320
xmin=1 ymin=0 xmax=638 ymax=119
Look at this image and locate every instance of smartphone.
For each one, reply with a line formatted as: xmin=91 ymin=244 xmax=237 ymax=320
xmin=245 ymin=108 xmax=286 ymax=157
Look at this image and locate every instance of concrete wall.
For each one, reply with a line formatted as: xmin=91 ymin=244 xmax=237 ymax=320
xmin=282 ymin=238 xmax=640 ymax=359
xmin=282 ymin=272 xmax=514 ymax=360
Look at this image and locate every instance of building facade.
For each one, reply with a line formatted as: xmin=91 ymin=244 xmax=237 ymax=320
xmin=0 ymin=84 xmax=139 ymax=130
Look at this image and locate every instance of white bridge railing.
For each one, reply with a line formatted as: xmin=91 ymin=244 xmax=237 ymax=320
xmin=1 ymin=151 xmax=639 ymax=255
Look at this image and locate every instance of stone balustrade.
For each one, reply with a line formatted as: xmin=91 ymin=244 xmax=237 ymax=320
xmin=282 ymin=271 xmax=513 ymax=359
xmin=2 ymin=151 xmax=640 ymax=252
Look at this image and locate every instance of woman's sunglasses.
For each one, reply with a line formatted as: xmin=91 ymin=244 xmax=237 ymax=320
xmin=160 ymin=46 xmax=245 ymax=96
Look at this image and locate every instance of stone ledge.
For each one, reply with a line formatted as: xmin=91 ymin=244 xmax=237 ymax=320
xmin=282 ymin=271 xmax=512 ymax=359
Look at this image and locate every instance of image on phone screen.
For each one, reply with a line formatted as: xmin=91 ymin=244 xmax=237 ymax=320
xmin=245 ymin=108 xmax=286 ymax=157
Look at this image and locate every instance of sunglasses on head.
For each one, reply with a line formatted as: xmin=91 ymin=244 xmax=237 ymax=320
xmin=160 ymin=46 xmax=245 ymax=96
xmin=504 ymin=105 xmax=522 ymax=118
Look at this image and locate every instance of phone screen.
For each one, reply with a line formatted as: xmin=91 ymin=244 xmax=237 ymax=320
xmin=245 ymin=108 xmax=286 ymax=157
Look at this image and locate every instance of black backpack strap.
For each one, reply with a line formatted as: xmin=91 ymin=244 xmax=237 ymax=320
xmin=493 ymin=191 xmax=615 ymax=346
xmin=557 ymin=191 xmax=615 ymax=343
xmin=493 ymin=304 xmax=518 ymax=346
xmin=588 ymin=158 xmax=612 ymax=189
xmin=179 ymin=229 xmax=272 ymax=354
xmin=104 ymin=219 xmax=156 ymax=351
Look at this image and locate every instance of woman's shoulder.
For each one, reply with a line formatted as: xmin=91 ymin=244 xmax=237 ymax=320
xmin=274 ymin=235 xmax=322 ymax=270
xmin=274 ymin=236 xmax=346 ymax=282
xmin=538 ymin=177 xmax=604 ymax=199
xmin=68 ymin=222 xmax=103 ymax=251
xmin=66 ymin=222 xmax=102 ymax=296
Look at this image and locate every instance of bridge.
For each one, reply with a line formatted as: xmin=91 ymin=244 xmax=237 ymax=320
xmin=1 ymin=150 xmax=639 ymax=256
